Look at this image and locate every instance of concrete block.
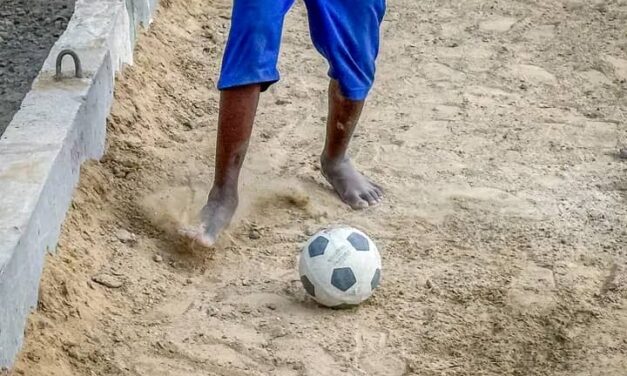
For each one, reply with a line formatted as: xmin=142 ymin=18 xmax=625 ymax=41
xmin=0 ymin=0 xmax=159 ymax=368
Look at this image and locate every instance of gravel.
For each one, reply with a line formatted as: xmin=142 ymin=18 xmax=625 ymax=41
xmin=91 ymin=273 xmax=123 ymax=289
xmin=0 ymin=0 xmax=75 ymax=135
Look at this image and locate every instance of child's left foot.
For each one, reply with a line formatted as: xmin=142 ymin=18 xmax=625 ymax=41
xmin=321 ymin=156 xmax=383 ymax=209
xmin=178 ymin=186 xmax=238 ymax=248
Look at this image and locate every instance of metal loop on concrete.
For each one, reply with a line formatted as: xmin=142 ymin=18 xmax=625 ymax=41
xmin=55 ymin=49 xmax=83 ymax=79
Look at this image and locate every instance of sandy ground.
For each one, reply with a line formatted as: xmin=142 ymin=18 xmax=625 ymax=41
xmin=6 ymin=0 xmax=627 ymax=375
xmin=0 ymin=0 xmax=74 ymax=134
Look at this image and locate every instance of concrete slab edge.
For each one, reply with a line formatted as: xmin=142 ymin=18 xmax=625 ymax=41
xmin=0 ymin=0 xmax=159 ymax=368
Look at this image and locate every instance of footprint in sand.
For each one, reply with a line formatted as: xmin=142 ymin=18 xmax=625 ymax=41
xmin=579 ymin=69 xmax=612 ymax=88
xmin=507 ymin=264 xmax=557 ymax=313
xmin=479 ymin=17 xmax=517 ymax=33
xmin=422 ymin=62 xmax=466 ymax=82
xmin=510 ymin=64 xmax=557 ymax=85
xmin=525 ymin=24 xmax=556 ymax=42
xmin=272 ymin=337 xmax=342 ymax=375
xmin=604 ymin=55 xmax=627 ymax=81
xmin=354 ymin=329 xmax=407 ymax=376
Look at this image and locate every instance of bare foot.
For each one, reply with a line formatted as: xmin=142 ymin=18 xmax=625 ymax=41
xmin=179 ymin=187 xmax=238 ymax=248
xmin=321 ymin=156 xmax=383 ymax=209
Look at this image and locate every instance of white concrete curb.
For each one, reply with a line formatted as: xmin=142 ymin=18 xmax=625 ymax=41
xmin=0 ymin=0 xmax=159 ymax=368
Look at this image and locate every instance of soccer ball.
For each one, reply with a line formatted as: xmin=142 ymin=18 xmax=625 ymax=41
xmin=298 ymin=226 xmax=382 ymax=307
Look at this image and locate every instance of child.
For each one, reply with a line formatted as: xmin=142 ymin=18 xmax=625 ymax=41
xmin=183 ymin=0 xmax=386 ymax=247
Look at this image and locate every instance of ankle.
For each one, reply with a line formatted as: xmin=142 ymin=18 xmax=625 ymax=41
xmin=321 ymin=153 xmax=349 ymax=170
xmin=208 ymin=184 xmax=238 ymax=204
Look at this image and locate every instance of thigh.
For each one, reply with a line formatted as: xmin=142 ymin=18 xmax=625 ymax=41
xmin=303 ymin=0 xmax=386 ymax=100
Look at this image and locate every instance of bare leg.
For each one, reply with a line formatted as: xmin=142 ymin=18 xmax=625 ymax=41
xmin=321 ymin=80 xmax=383 ymax=209
xmin=181 ymin=84 xmax=260 ymax=247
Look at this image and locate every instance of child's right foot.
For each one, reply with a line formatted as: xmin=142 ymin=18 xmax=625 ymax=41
xmin=179 ymin=187 xmax=238 ymax=248
xmin=321 ymin=155 xmax=383 ymax=209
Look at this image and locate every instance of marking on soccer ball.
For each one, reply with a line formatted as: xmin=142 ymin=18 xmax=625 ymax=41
xmin=347 ymin=232 xmax=369 ymax=251
xmin=371 ymin=268 xmax=381 ymax=290
xmin=300 ymin=275 xmax=315 ymax=297
xmin=331 ymin=267 xmax=357 ymax=292
xmin=308 ymin=236 xmax=329 ymax=257
xmin=327 ymin=245 xmax=351 ymax=266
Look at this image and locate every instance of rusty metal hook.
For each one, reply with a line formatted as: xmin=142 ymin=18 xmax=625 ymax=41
xmin=55 ymin=49 xmax=83 ymax=79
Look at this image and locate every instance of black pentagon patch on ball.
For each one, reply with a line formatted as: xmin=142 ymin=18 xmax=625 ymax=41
xmin=300 ymin=275 xmax=315 ymax=297
xmin=371 ymin=268 xmax=381 ymax=290
xmin=331 ymin=267 xmax=357 ymax=292
xmin=347 ymin=232 xmax=369 ymax=251
xmin=308 ymin=236 xmax=329 ymax=257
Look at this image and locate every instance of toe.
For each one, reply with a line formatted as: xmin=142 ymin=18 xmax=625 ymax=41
xmin=373 ymin=186 xmax=384 ymax=199
xmin=370 ymin=191 xmax=381 ymax=205
xmin=364 ymin=192 xmax=379 ymax=206
xmin=178 ymin=225 xmax=216 ymax=249
xmin=370 ymin=187 xmax=383 ymax=201
xmin=347 ymin=192 xmax=369 ymax=210
xmin=371 ymin=181 xmax=384 ymax=194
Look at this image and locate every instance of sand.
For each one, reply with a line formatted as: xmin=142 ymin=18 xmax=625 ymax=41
xmin=7 ymin=0 xmax=627 ymax=375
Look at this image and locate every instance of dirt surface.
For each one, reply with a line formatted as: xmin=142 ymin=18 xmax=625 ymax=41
xmin=0 ymin=0 xmax=74 ymax=135
xmin=8 ymin=0 xmax=627 ymax=375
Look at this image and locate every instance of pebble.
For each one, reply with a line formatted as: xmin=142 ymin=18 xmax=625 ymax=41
xmin=425 ymin=279 xmax=433 ymax=289
xmin=248 ymin=229 xmax=261 ymax=240
xmin=113 ymin=166 xmax=127 ymax=178
xmin=266 ymin=303 xmax=278 ymax=310
xmin=207 ymin=307 xmax=219 ymax=316
xmin=269 ymin=326 xmax=288 ymax=339
xmin=115 ymin=229 xmax=136 ymax=244
xmin=619 ymin=148 xmax=627 ymax=159
xmin=91 ymin=274 xmax=123 ymax=289
xmin=153 ymin=254 xmax=163 ymax=263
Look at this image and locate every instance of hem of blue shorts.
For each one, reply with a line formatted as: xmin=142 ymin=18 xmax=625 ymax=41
xmin=217 ymin=72 xmax=280 ymax=92
xmin=327 ymin=70 xmax=372 ymax=101
xmin=340 ymin=87 xmax=371 ymax=101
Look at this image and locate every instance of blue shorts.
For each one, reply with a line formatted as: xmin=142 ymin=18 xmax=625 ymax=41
xmin=217 ymin=0 xmax=386 ymax=101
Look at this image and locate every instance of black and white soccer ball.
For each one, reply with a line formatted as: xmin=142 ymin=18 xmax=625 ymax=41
xmin=299 ymin=226 xmax=382 ymax=307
